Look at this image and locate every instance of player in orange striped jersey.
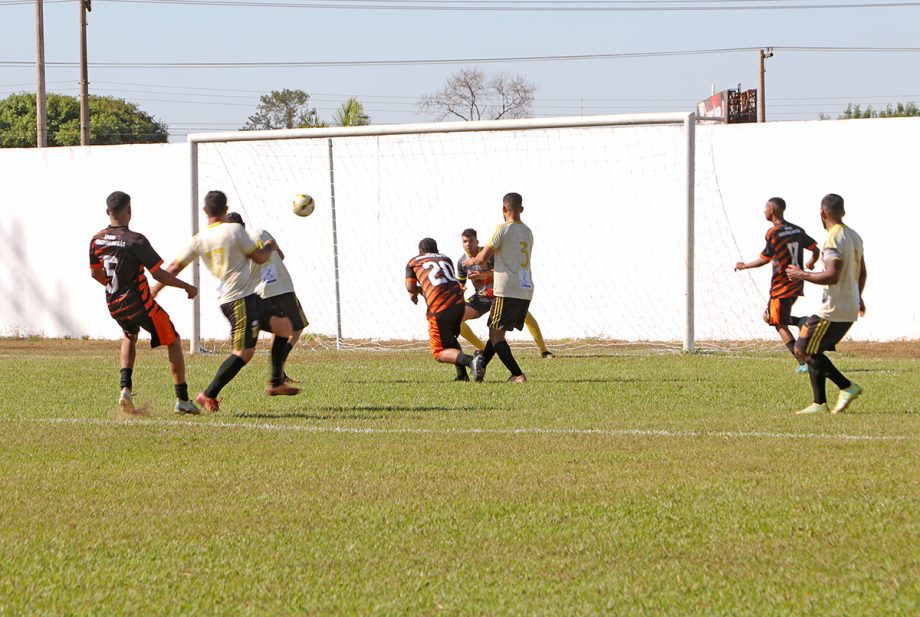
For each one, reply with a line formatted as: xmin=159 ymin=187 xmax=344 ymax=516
xmin=89 ymin=191 xmax=200 ymax=415
xmin=735 ymin=197 xmax=820 ymax=371
xmin=405 ymin=238 xmax=483 ymax=380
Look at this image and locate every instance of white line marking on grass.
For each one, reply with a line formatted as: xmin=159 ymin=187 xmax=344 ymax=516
xmin=19 ymin=417 xmax=912 ymax=442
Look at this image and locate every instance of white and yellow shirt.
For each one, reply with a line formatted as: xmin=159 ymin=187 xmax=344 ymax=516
xmin=487 ymin=220 xmax=534 ymax=300
xmin=817 ymin=223 xmax=864 ymax=323
xmin=177 ymin=221 xmax=260 ymax=304
xmin=251 ymin=228 xmax=295 ymax=300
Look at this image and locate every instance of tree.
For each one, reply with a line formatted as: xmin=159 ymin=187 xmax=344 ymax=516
xmin=837 ymin=101 xmax=920 ymax=119
xmin=332 ymin=97 xmax=370 ymax=127
xmin=418 ymin=67 xmax=536 ymax=121
xmin=243 ymin=89 xmax=317 ymax=130
xmin=0 ymin=93 xmax=168 ymax=147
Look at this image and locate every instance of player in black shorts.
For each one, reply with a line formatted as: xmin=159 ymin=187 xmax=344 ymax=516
xmin=89 ymin=191 xmax=200 ymax=415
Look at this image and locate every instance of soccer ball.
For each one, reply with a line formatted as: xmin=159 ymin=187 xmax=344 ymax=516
xmin=292 ymin=194 xmax=315 ymax=217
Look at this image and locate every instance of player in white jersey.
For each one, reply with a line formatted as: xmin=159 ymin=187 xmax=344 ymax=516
xmin=464 ymin=192 xmax=534 ymax=383
xmin=227 ymin=212 xmax=308 ymax=383
xmin=786 ymin=193 xmax=866 ymax=415
xmin=152 ymin=191 xmax=300 ymax=411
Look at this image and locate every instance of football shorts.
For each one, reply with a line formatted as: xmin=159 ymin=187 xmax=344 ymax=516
xmin=264 ymin=292 xmax=309 ymax=332
xmin=115 ymin=303 xmax=178 ymax=349
xmin=427 ymin=301 xmax=464 ymax=359
xmin=220 ymin=294 xmax=283 ymax=350
xmin=488 ymin=296 xmax=531 ymax=332
xmin=795 ymin=316 xmax=852 ymax=357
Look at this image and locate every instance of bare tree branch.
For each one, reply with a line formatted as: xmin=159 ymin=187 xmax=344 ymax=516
xmin=419 ymin=67 xmax=535 ymax=122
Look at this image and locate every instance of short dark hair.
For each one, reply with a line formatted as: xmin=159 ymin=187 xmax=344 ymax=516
xmin=226 ymin=212 xmax=245 ymax=226
xmin=419 ymin=237 xmax=438 ymax=253
xmin=821 ymin=193 xmax=845 ymax=215
xmin=768 ymin=197 xmax=786 ymax=211
xmin=106 ymin=191 xmax=131 ymax=214
xmin=461 ymin=228 xmax=477 ymax=239
xmin=204 ymin=190 xmax=228 ymax=216
xmin=503 ymin=192 xmax=523 ymax=212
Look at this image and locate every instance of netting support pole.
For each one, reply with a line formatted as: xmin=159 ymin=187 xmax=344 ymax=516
xmin=328 ymin=138 xmax=343 ymax=349
xmin=683 ymin=112 xmax=696 ymax=353
xmin=189 ymin=139 xmax=201 ymax=355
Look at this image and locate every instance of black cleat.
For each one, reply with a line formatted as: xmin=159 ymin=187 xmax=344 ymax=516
xmin=471 ymin=351 xmax=487 ymax=383
xmin=541 ymin=351 xmax=555 ymax=359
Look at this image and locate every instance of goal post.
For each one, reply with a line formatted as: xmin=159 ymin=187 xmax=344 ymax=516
xmin=187 ymin=112 xmax=697 ymax=354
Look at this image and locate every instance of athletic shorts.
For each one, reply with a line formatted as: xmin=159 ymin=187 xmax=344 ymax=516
xmin=795 ymin=316 xmax=853 ymax=357
xmin=488 ymin=296 xmax=531 ymax=332
xmin=464 ymin=294 xmax=493 ymax=318
xmin=220 ymin=294 xmax=283 ymax=351
xmin=115 ymin=303 xmax=178 ymax=349
xmin=427 ymin=301 xmax=464 ymax=359
xmin=765 ymin=296 xmax=798 ymax=326
xmin=264 ymin=292 xmax=309 ymax=332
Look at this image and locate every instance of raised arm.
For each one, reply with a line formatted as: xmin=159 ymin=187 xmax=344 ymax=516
xmin=735 ymin=256 xmax=770 ymax=271
xmin=786 ymin=256 xmax=841 ymax=286
xmin=150 ymin=260 xmax=187 ymax=298
xmin=465 ymin=246 xmax=494 ymax=268
xmin=151 ymin=267 xmax=197 ymax=299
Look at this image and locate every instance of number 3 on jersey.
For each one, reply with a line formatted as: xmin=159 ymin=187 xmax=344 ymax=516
xmin=519 ymin=241 xmax=530 ymax=268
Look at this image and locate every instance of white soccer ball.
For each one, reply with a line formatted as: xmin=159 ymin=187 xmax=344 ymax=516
xmin=293 ymin=194 xmax=315 ymax=217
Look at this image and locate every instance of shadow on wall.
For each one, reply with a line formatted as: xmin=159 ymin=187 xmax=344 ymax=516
xmin=0 ymin=218 xmax=82 ymax=337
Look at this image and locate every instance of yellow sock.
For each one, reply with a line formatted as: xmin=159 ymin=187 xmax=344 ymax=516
xmin=524 ymin=312 xmax=548 ymax=354
xmin=460 ymin=322 xmax=485 ymax=351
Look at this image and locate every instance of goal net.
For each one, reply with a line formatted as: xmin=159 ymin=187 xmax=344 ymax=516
xmin=190 ymin=114 xmax=768 ymax=355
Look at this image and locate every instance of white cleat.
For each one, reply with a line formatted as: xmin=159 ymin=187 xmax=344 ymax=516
xmin=832 ymin=383 xmax=863 ymax=414
xmin=118 ymin=387 xmax=136 ymax=415
xmin=175 ymin=399 xmax=201 ymax=415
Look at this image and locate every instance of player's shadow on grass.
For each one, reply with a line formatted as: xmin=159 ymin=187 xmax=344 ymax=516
xmin=541 ymin=377 xmax=709 ymax=384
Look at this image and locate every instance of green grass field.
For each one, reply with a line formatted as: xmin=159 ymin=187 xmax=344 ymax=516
xmin=0 ymin=339 xmax=917 ymax=614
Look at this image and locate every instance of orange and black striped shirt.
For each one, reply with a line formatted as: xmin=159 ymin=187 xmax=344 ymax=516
xmin=405 ymin=252 xmax=465 ymax=316
xmin=89 ymin=226 xmax=163 ymax=321
xmin=760 ymin=221 xmax=817 ymax=298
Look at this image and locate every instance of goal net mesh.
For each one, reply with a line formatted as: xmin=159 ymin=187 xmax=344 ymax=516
xmin=194 ymin=122 xmax=770 ymax=355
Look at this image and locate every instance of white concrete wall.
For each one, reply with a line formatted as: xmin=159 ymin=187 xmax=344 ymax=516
xmin=1 ymin=118 xmax=916 ymax=344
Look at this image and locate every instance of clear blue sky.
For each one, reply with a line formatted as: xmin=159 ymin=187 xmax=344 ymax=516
xmin=2 ymin=0 xmax=919 ymax=140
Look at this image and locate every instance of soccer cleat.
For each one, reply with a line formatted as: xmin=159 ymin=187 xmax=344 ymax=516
xmin=795 ymin=402 xmax=829 ymax=415
xmin=507 ymin=374 xmax=528 ymax=383
xmin=175 ymin=399 xmax=201 ymax=415
xmin=118 ymin=388 xmax=135 ymax=415
xmin=795 ymin=363 xmax=809 ymax=374
xmin=832 ymin=383 xmax=863 ymax=414
xmin=471 ymin=351 xmax=486 ymax=383
xmin=453 ymin=373 xmax=470 ymax=382
xmin=195 ymin=392 xmax=220 ymax=413
xmin=266 ymin=383 xmax=300 ymax=396
xmin=541 ymin=351 xmax=556 ymax=359
xmin=282 ymin=372 xmax=300 ymax=384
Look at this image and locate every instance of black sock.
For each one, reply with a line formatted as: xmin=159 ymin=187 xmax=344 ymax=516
xmin=807 ymin=362 xmax=827 ymax=404
xmin=455 ymin=351 xmax=474 ymax=367
xmin=494 ymin=340 xmax=523 ymax=377
xmin=120 ymin=368 xmax=133 ymax=390
xmin=270 ymin=336 xmax=288 ymax=386
xmin=455 ymin=364 xmax=469 ymax=380
xmin=482 ymin=341 xmax=496 ymax=366
xmin=810 ymin=353 xmax=851 ymax=390
xmin=283 ymin=341 xmax=294 ymax=363
xmin=174 ymin=382 xmax=189 ymax=402
xmin=785 ymin=340 xmax=800 ymax=361
xmin=204 ymin=355 xmax=247 ymax=398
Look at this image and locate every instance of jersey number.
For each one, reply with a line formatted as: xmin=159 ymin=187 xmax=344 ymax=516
xmin=103 ymin=255 xmax=118 ymax=294
xmin=519 ymin=241 xmax=531 ymax=268
xmin=786 ymin=242 xmax=800 ymax=268
xmin=206 ymin=247 xmax=227 ymax=277
xmin=422 ymin=260 xmax=459 ymax=286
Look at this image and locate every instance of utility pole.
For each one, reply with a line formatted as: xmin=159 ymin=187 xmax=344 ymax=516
xmin=35 ymin=0 xmax=47 ymax=147
xmin=758 ymin=48 xmax=773 ymax=123
xmin=79 ymin=0 xmax=92 ymax=145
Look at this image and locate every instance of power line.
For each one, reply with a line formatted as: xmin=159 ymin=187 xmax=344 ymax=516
xmin=3 ymin=46 xmax=920 ymax=70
